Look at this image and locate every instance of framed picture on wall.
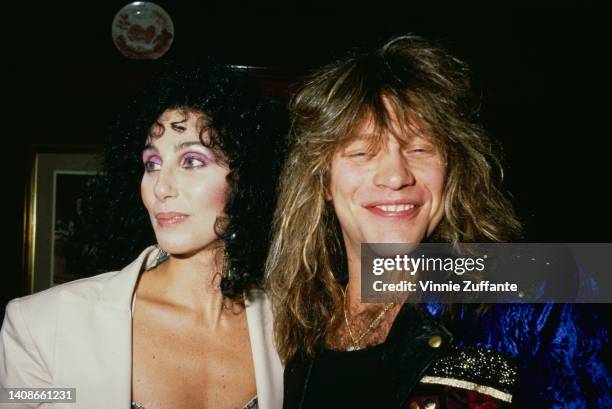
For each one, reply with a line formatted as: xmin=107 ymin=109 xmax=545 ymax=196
xmin=23 ymin=145 xmax=103 ymax=294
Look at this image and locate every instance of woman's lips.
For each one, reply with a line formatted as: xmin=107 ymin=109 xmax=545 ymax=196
xmin=365 ymin=203 xmax=420 ymax=218
xmin=156 ymin=213 xmax=189 ymax=227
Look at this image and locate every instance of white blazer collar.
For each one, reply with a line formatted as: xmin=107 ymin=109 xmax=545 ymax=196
xmin=52 ymin=246 xmax=282 ymax=409
xmin=98 ymin=245 xmax=164 ymax=308
xmin=53 ymin=245 xmax=160 ymax=409
xmin=245 ymin=290 xmax=284 ymax=409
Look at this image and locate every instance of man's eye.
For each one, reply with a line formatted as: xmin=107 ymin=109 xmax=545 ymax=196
xmin=407 ymin=146 xmax=433 ymax=155
xmin=346 ymin=151 xmax=373 ymax=158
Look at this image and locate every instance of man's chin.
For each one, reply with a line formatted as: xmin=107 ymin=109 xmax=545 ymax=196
xmin=363 ymin=242 xmax=421 ymax=258
xmin=366 ymin=232 xmax=426 ymax=245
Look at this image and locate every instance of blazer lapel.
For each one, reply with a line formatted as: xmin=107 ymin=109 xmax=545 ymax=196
xmin=53 ymin=245 xmax=161 ymax=409
xmin=245 ymin=289 xmax=284 ymax=409
xmin=382 ymin=306 xmax=453 ymax=409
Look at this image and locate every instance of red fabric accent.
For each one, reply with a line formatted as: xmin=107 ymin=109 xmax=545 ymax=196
xmin=466 ymin=390 xmax=503 ymax=409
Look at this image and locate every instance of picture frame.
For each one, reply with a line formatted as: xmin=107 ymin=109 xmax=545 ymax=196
xmin=23 ymin=145 xmax=104 ymax=294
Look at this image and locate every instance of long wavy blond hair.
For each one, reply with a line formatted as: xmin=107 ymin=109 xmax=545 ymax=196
xmin=265 ymin=35 xmax=522 ymax=362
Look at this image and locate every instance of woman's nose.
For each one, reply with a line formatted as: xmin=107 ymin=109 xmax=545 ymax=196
xmin=153 ymin=168 xmax=178 ymax=201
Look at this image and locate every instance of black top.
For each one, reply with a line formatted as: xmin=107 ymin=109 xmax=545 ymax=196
xmin=283 ymin=305 xmax=452 ymax=409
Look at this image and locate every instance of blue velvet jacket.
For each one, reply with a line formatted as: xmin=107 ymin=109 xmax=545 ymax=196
xmin=283 ymin=264 xmax=610 ymax=409
xmin=425 ymin=302 xmax=611 ymax=408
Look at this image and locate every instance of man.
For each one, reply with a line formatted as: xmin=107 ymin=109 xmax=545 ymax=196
xmin=266 ymin=35 xmax=609 ymax=408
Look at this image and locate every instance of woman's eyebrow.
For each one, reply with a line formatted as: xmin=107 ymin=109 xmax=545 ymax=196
xmin=142 ymin=143 xmax=157 ymax=154
xmin=174 ymin=141 xmax=205 ymax=151
xmin=142 ymin=141 xmax=204 ymax=153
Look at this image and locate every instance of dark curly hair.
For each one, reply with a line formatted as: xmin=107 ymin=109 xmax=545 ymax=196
xmin=71 ymin=62 xmax=287 ymax=300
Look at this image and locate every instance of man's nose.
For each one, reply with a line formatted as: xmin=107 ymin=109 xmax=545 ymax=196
xmin=372 ymin=148 xmax=416 ymax=190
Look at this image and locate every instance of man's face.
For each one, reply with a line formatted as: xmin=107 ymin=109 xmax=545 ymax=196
xmin=328 ymin=117 xmax=446 ymax=260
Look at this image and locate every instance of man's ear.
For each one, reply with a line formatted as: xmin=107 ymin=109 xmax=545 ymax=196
xmin=323 ymin=166 xmax=333 ymax=201
xmin=324 ymin=188 xmax=332 ymax=202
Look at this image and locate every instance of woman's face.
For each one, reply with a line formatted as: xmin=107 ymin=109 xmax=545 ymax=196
xmin=328 ymin=115 xmax=446 ymax=258
xmin=141 ymin=109 xmax=230 ymax=256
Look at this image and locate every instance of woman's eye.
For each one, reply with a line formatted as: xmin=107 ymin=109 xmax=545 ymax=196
xmin=144 ymin=161 xmax=161 ymax=172
xmin=183 ymin=156 xmax=206 ymax=168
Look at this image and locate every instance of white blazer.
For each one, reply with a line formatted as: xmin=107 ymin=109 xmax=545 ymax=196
xmin=0 ymin=245 xmax=283 ymax=409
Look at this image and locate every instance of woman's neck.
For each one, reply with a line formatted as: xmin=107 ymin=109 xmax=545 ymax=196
xmin=140 ymin=245 xmax=234 ymax=329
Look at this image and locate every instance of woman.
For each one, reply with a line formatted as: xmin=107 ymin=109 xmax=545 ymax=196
xmin=266 ymin=36 xmax=610 ymax=408
xmin=0 ymin=64 xmax=285 ymax=409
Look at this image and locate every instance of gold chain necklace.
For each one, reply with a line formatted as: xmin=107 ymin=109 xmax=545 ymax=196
xmin=342 ymin=288 xmax=395 ymax=351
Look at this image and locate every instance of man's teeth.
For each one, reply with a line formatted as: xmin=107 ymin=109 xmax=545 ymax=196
xmin=375 ymin=204 xmax=415 ymax=212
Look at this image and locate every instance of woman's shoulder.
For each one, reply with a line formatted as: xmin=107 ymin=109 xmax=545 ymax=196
xmin=7 ymin=271 xmax=115 ymax=320
xmin=6 ymin=245 xmax=161 ymax=327
xmin=2 ymin=271 xmax=119 ymax=349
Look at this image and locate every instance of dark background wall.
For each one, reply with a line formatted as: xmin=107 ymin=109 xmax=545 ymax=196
xmin=3 ymin=3 xmax=609 ymax=315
